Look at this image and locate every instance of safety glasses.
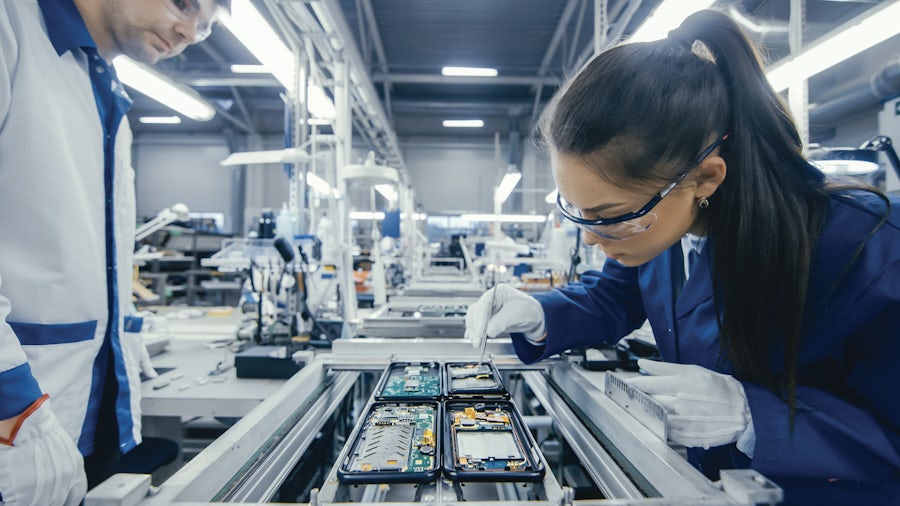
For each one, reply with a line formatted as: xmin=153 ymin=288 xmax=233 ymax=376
xmin=170 ymin=0 xmax=213 ymax=42
xmin=557 ymin=133 xmax=729 ymax=240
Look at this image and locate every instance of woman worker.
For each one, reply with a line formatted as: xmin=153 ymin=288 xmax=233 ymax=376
xmin=465 ymin=9 xmax=899 ymax=505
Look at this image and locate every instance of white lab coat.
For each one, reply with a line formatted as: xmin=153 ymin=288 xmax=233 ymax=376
xmin=0 ymin=0 xmax=142 ymax=455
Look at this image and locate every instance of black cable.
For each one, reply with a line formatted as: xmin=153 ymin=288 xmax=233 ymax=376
xmin=247 ymin=260 xmax=263 ymax=343
xmin=294 ymin=245 xmax=339 ymax=343
xmin=566 ymin=229 xmax=582 ymax=284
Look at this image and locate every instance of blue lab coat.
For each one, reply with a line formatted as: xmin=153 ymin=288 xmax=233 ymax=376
xmin=512 ymin=191 xmax=900 ymax=505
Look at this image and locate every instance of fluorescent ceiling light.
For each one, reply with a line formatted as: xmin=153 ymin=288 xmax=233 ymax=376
xmin=628 ymin=0 xmax=716 ymax=43
xmin=220 ymin=148 xmax=310 ymax=166
xmin=766 ymin=1 xmax=900 ymax=92
xmin=350 ymin=211 xmax=386 ymax=220
xmin=113 ymin=56 xmax=215 ymax=121
xmin=138 ymin=116 xmax=182 ymax=124
xmin=220 ymin=2 xmax=293 ymax=91
xmin=461 ymin=214 xmax=547 ymax=223
xmin=230 ymin=64 xmax=269 ymax=74
xmin=494 ymin=171 xmax=522 ymax=204
xmin=374 ymin=184 xmax=398 ymax=202
xmin=443 ymin=119 xmax=484 ymax=128
xmin=442 ymin=66 xmax=498 ymax=77
xmin=221 ymin=1 xmax=335 ymax=119
xmin=544 ymin=188 xmax=558 ymax=204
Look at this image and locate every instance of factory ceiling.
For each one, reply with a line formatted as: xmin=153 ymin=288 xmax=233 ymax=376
xmin=133 ymin=0 xmax=897 ymax=149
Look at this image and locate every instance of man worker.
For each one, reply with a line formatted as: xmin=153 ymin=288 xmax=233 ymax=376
xmin=0 ymin=1 xmax=229 ymax=504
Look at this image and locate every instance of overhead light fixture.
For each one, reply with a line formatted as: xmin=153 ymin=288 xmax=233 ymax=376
xmin=219 ymin=1 xmax=293 ymax=90
xmin=766 ymin=1 xmax=900 ymax=92
xmin=460 ymin=214 xmax=547 ymax=223
xmin=544 ymin=188 xmax=558 ymax=204
xmin=230 ymin=64 xmax=269 ymax=74
xmin=494 ymin=169 xmax=522 ymax=204
xmin=441 ymin=66 xmax=498 ymax=77
xmin=350 ymin=211 xmax=386 ymax=220
xmin=220 ymin=1 xmax=335 ymax=119
xmin=113 ymin=56 xmax=215 ymax=121
xmin=628 ymin=0 xmax=716 ymax=43
xmin=443 ymin=119 xmax=484 ymax=128
xmin=374 ymin=184 xmax=398 ymax=202
xmin=138 ymin=116 xmax=182 ymax=125
xmin=220 ymin=148 xmax=310 ymax=166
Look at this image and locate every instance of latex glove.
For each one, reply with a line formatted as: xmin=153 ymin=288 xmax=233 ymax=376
xmin=626 ymin=359 xmax=751 ymax=449
xmin=0 ymin=396 xmax=87 ymax=506
xmin=465 ymin=284 xmax=545 ymax=349
xmin=139 ymin=341 xmax=158 ymax=379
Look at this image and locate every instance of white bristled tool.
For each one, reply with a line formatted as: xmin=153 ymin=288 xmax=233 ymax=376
xmin=477 ymin=287 xmax=498 ymax=364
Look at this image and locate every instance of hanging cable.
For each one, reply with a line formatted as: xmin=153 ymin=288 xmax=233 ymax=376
xmin=566 ymin=230 xmax=582 ymax=284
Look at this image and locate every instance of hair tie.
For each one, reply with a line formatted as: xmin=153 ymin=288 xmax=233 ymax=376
xmin=667 ymin=28 xmax=695 ymax=50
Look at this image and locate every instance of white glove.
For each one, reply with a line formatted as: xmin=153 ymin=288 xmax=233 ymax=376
xmin=627 ymin=359 xmax=751 ymax=449
xmin=465 ymin=284 xmax=546 ymax=348
xmin=140 ymin=341 xmax=158 ymax=379
xmin=0 ymin=397 xmax=87 ymax=506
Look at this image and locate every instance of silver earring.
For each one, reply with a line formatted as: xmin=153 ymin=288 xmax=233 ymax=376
xmin=698 ymin=197 xmax=709 ymax=209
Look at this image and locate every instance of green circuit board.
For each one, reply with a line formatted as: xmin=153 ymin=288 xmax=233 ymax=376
xmin=380 ymin=363 xmax=442 ymax=398
xmin=346 ymin=403 xmax=437 ymax=475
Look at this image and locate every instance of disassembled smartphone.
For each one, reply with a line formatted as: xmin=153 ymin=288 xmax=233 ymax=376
xmin=444 ymin=361 xmax=508 ymax=399
xmin=443 ymin=401 xmax=544 ymax=482
xmin=338 ymin=402 xmax=441 ymax=484
xmin=375 ymin=361 xmax=443 ymax=401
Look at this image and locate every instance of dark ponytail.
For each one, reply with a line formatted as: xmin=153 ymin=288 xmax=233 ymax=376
xmin=539 ymin=10 xmax=844 ymax=420
xmin=675 ymin=11 xmax=834 ymax=421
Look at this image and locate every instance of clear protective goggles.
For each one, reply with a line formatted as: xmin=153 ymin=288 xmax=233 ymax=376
xmin=556 ymin=133 xmax=729 ymax=241
xmin=171 ymin=0 xmax=214 ymax=41
xmin=557 ymin=198 xmax=659 ymax=240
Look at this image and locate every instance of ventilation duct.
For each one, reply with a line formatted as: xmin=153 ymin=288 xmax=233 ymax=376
xmin=809 ymin=57 xmax=900 ymax=127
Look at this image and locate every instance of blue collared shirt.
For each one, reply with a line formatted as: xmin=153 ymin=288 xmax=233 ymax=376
xmin=38 ymin=0 xmax=132 ymax=135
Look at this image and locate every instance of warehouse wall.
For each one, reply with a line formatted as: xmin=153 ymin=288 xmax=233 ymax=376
xmin=133 ymin=135 xmax=234 ymax=230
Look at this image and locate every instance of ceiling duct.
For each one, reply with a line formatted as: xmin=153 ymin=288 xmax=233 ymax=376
xmin=809 ymin=57 xmax=900 ymax=127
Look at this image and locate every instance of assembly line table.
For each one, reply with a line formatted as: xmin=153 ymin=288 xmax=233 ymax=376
xmin=141 ymin=337 xmax=286 ymax=420
xmin=140 ymin=308 xmax=287 ymax=419
xmin=137 ymin=309 xmax=290 ymax=483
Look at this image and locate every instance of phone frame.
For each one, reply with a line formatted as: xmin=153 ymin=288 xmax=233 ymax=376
xmin=374 ymin=361 xmax=444 ymax=401
xmin=442 ymin=399 xmax=544 ymax=482
xmin=338 ymin=401 xmax=442 ymax=484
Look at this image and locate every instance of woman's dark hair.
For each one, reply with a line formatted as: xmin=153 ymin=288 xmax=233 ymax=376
xmin=538 ymin=9 xmax=881 ymax=418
